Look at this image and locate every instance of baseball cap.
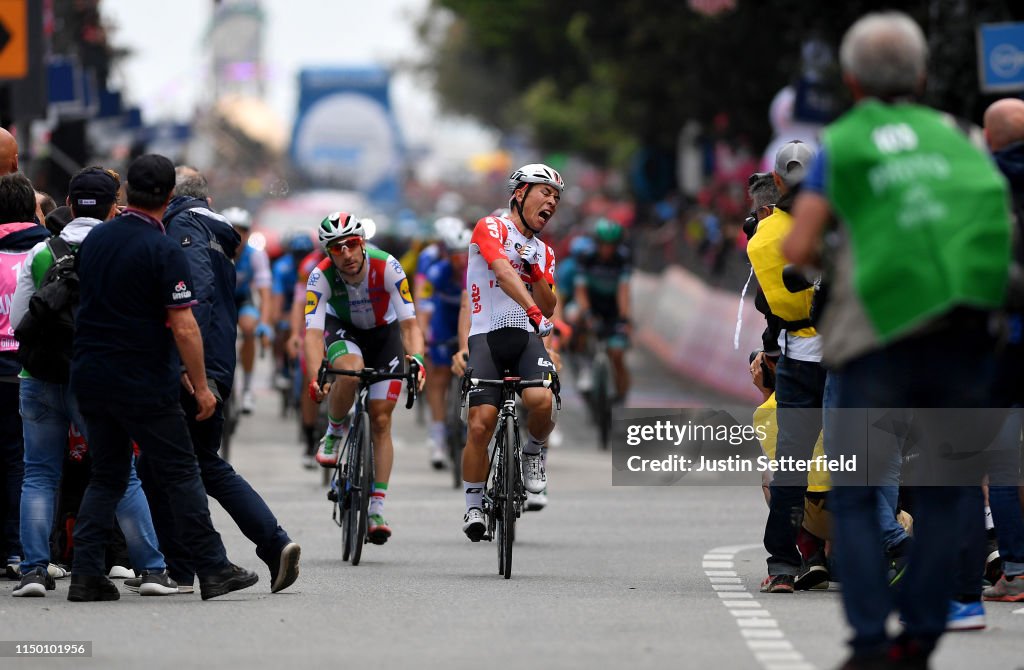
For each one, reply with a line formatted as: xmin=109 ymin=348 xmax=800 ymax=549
xmin=126 ymin=154 xmax=175 ymax=200
xmin=774 ymin=141 xmax=815 ymax=188
xmin=68 ymin=167 xmax=119 ymax=210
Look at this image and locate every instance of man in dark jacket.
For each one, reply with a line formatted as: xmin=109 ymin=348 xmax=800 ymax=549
xmin=149 ymin=167 xmax=300 ymax=594
xmin=0 ymin=173 xmax=50 ymax=579
xmin=980 ymin=98 xmax=1024 ymax=603
xmin=68 ymin=154 xmax=258 ymax=602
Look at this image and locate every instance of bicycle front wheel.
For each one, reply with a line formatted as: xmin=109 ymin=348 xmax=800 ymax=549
xmin=447 ymin=376 xmax=465 ymax=489
xmin=593 ymin=354 xmax=611 ymax=450
xmin=501 ymin=414 xmax=518 ymax=579
xmin=351 ymin=410 xmax=373 ymax=566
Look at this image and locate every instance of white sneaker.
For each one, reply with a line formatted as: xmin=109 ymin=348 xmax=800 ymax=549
xmin=462 ymin=507 xmax=486 ymax=542
xmin=525 ymin=489 xmax=548 ymax=512
xmin=429 ymin=438 xmax=446 ymax=470
xmin=46 ymin=563 xmax=68 ymax=579
xmin=107 ymin=565 xmax=135 ymax=579
xmin=241 ymin=390 xmax=255 ymax=414
xmin=523 ymin=453 xmax=547 ymax=494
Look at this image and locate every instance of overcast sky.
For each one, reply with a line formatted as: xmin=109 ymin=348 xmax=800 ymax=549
xmin=100 ymin=0 xmax=494 ymax=164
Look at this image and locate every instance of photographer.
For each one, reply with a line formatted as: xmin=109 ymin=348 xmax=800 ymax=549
xmin=746 ymin=141 xmax=830 ymax=593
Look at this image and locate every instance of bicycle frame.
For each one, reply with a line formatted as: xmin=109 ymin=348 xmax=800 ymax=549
xmin=319 ymin=360 xmax=419 ymax=565
xmin=461 ymin=369 xmax=560 ymax=579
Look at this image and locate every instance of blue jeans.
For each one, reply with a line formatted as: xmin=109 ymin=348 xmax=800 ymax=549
xmin=0 ymin=382 xmax=23 ymax=563
xmin=139 ymin=389 xmax=291 ymax=582
xmin=72 ymin=397 xmax=230 ymax=578
xmin=988 ymin=411 xmax=1024 ymax=576
xmin=764 ymin=354 xmax=826 ymax=575
xmin=18 ymin=377 xmax=164 ymax=573
xmin=825 ymin=321 xmax=995 ymax=655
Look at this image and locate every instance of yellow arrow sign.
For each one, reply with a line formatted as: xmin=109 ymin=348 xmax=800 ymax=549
xmin=0 ymin=0 xmax=27 ymax=80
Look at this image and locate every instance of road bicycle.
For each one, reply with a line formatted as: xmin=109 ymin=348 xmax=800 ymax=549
xmin=319 ymin=360 xmax=419 ymax=565
xmin=461 ymin=368 xmax=560 ymax=579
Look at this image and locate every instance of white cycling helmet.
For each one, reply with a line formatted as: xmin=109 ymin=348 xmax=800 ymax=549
xmin=442 ymin=227 xmax=472 ymax=253
xmin=433 ymin=216 xmax=464 ymax=240
xmin=507 ymin=163 xmax=564 ymax=194
xmin=222 ymin=206 xmax=252 ymax=229
xmin=318 ymin=211 xmax=366 ymax=250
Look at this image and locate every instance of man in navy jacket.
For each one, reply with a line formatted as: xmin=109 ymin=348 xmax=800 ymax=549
xmin=151 ymin=167 xmax=300 ymax=594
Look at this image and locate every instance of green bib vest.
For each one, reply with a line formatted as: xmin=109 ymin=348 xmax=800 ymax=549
xmin=822 ymin=101 xmax=1010 ymax=341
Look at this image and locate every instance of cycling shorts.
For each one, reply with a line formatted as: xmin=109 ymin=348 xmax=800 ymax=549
xmin=466 ymin=328 xmax=555 ymax=408
xmin=324 ymin=317 xmax=405 ymax=402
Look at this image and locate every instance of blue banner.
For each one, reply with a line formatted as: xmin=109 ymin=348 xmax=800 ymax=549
xmin=978 ymin=23 xmax=1024 ymax=93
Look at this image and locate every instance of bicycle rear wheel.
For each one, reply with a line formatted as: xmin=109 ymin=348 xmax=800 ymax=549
xmin=501 ymin=415 xmax=518 ymax=579
xmin=350 ymin=410 xmax=373 ymax=566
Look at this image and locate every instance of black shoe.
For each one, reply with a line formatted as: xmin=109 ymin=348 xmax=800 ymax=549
xmin=268 ymin=543 xmax=301 ymax=594
xmin=12 ymin=567 xmax=55 ymax=597
xmin=67 ymin=574 xmax=120 ymax=602
xmin=137 ymin=570 xmax=178 ymax=596
xmin=199 ymin=564 xmax=258 ymax=600
xmin=795 ymin=551 xmax=830 ymax=591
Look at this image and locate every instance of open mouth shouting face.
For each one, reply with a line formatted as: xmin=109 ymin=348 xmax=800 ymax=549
xmin=521 ymin=184 xmax=560 ymax=233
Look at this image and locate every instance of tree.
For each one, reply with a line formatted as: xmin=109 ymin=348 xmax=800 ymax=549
xmin=416 ymin=0 xmax=1022 ymax=166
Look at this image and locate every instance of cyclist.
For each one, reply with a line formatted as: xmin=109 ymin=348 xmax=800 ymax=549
xmin=573 ymin=218 xmax=632 ymax=404
xmin=413 ymin=217 xmax=463 ymax=312
xmin=271 ymin=233 xmax=316 ymax=393
xmin=305 ymin=212 xmax=426 ymax=544
xmin=224 ymin=206 xmax=273 ymax=414
xmin=461 ymin=164 xmax=561 ymax=541
xmin=419 ymin=226 xmax=471 ymax=469
xmin=288 ymin=244 xmax=327 ymax=468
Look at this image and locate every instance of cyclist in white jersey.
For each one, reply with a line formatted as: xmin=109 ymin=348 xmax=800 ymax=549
xmin=460 ymin=164 xmax=561 ymax=541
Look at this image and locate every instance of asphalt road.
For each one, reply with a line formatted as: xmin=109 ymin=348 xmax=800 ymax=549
xmin=3 ymin=349 xmax=1022 ymax=670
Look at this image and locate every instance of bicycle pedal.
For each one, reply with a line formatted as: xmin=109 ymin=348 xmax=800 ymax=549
xmin=326 ymin=489 xmax=338 ymax=502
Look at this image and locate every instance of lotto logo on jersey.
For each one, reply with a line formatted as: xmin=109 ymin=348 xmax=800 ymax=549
xmin=471 ymin=283 xmax=482 ymax=314
xmin=397 ymin=278 xmax=413 ymax=304
xmin=305 ymin=290 xmax=321 ymax=315
xmin=172 ymin=280 xmax=192 ymax=301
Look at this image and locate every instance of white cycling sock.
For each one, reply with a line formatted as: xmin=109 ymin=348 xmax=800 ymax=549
xmin=524 ymin=431 xmax=545 ymax=456
xmin=430 ymin=420 xmax=446 ymax=446
xmin=243 ymin=371 xmax=253 ymax=392
xmin=464 ymin=481 xmax=484 ymax=512
xmin=985 ymin=505 xmax=994 ymax=531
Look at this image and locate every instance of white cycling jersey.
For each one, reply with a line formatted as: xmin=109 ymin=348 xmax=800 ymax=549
xmin=467 ymin=214 xmax=555 ymax=337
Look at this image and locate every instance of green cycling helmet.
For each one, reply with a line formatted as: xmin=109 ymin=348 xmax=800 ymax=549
xmin=594 ymin=218 xmax=623 ymax=244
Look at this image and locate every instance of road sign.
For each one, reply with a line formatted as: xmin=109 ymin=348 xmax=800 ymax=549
xmin=978 ymin=22 xmax=1024 ymax=93
xmin=0 ymin=0 xmax=27 ymax=80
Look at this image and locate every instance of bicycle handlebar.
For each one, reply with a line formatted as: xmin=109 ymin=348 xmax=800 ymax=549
xmin=460 ymin=367 xmax=562 ymax=410
xmin=316 ymin=359 xmax=421 ymax=410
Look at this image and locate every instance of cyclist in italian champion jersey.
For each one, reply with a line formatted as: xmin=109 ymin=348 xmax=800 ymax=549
xmin=305 ymin=212 xmax=426 ymax=544
xmin=418 ymin=225 xmax=471 ymax=469
xmin=460 ymin=164 xmax=561 ymax=541
xmin=224 ymin=207 xmax=273 ymax=414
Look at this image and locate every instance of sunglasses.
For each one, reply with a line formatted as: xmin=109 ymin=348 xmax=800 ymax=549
xmin=328 ymin=238 xmax=363 ymax=255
